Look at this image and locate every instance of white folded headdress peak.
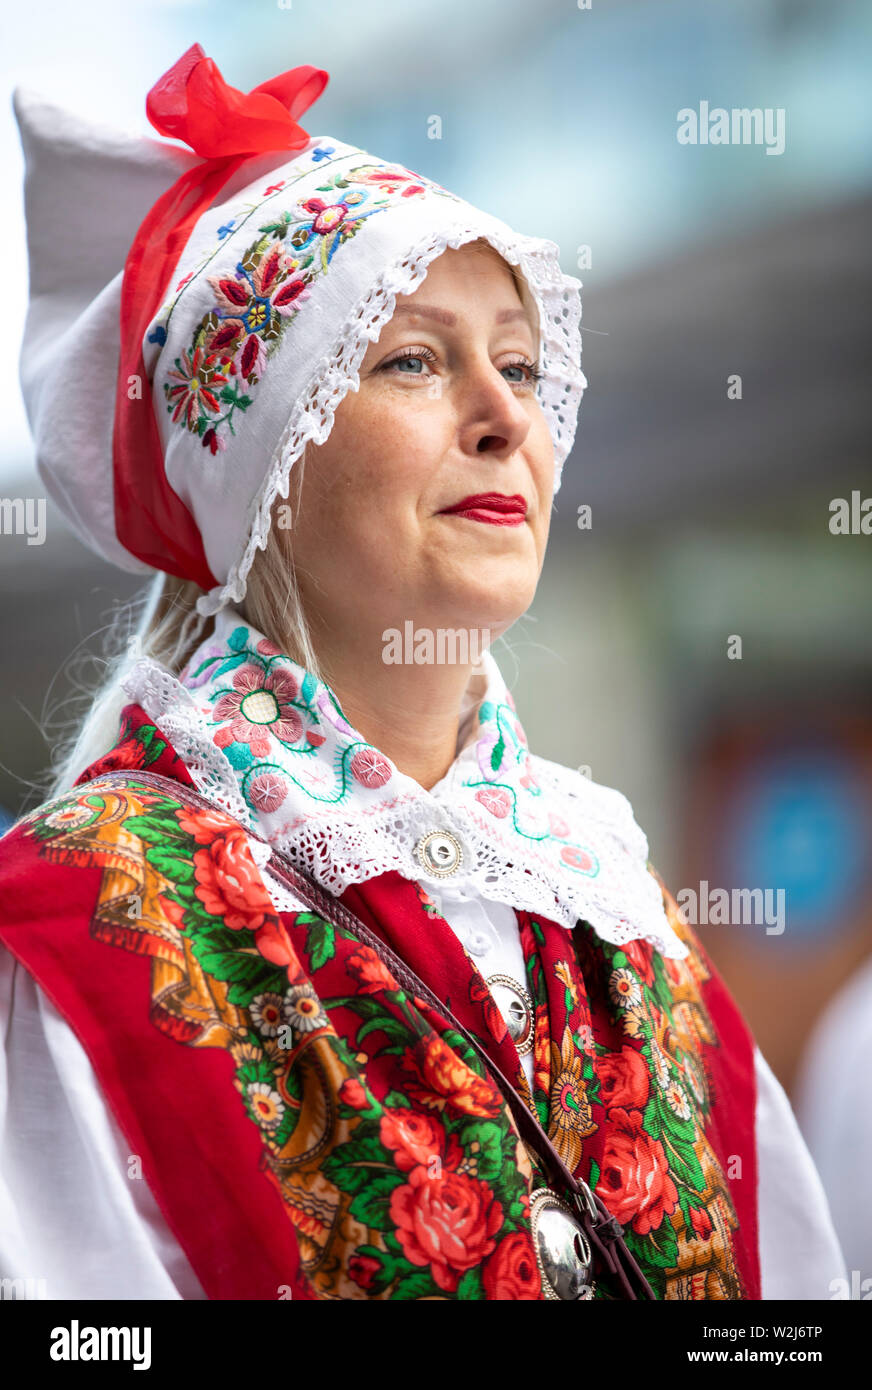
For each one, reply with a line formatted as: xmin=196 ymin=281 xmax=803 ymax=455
xmin=14 ymin=45 xmax=587 ymax=621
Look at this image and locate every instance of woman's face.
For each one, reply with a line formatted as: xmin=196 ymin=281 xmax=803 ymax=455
xmin=289 ymin=241 xmax=554 ymax=649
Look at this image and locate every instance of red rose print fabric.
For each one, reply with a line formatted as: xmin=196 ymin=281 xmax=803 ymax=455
xmin=0 ymin=704 xmax=759 ymax=1299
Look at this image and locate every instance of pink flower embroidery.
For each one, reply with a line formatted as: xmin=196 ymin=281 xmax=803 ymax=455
xmin=304 ymin=196 xmax=352 ymax=233
xmin=212 ymin=664 xmax=302 ymax=756
xmin=475 ymin=786 xmax=512 ymax=818
xmin=248 ymin=771 xmax=289 ymax=814
xmin=560 ymin=845 xmax=598 ymax=875
xmin=350 ymin=748 xmax=392 ymax=788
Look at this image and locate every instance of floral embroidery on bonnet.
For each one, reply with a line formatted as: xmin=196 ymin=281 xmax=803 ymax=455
xmin=158 ymin=158 xmax=455 ymax=456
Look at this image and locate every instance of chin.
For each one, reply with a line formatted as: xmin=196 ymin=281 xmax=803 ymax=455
xmin=436 ymin=581 xmax=535 ymax=639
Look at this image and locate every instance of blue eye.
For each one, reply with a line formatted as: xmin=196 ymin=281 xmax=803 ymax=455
xmin=381 ymin=347 xmax=436 ymax=375
xmin=380 ymin=347 xmax=543 ymax=386
xmin=502 ymin=358 xmax=545 ymax=386
xmin=501 ymin=363 xmax=527 ymax=383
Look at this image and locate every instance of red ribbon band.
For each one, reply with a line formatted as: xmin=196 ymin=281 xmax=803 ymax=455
xmin=114 ymin=44 xmax=328 ymax=589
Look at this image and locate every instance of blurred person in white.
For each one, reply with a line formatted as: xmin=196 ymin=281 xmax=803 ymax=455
xmin=794 ymin=952 xmax=872 ymax=1298
xmin=0 ymin=45 xmax=846 ymax=1301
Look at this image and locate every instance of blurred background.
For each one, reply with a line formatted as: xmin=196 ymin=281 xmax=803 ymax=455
xmin=1 ymin=0 xmax=870 ymax=1282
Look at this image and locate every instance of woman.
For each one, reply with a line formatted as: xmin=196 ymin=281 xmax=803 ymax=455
xmin=0 ymin=45 xmax=844 ymax=1301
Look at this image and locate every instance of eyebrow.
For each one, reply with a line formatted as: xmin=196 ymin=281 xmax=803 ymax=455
xmin=392 ymin=303 xmax=532 ymax=328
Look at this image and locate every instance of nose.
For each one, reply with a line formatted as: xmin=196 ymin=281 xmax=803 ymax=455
xmin=456 ymin=355 xmax=533 ymax=459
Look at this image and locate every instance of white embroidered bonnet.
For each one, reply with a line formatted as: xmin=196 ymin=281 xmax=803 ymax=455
xmin=14 ymin=43 xmax=587 ymax=625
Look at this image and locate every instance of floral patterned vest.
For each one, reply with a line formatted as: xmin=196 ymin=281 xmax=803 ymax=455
xmin=0 ymin=705 xmax=760 ymax=1299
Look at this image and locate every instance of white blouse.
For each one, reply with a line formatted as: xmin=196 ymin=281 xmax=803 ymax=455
xmin=0 ymin=864 xmax=847 ymax=1301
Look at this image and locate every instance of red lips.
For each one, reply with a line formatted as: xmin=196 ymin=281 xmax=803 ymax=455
xmin=440 ymin=492 xmax=527 ymax=526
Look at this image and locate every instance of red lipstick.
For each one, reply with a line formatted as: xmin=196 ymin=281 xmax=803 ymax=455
xmin=439 ymin=492 xmax=528 ymax=526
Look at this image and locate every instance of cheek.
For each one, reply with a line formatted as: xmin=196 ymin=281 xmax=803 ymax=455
xmin=293 ymin=397 xmax=432 ymax=566
xmin=529 ymin=420 xmax=555 ymax=528
xmin=337 ymin=389 xmax=443 ymax=505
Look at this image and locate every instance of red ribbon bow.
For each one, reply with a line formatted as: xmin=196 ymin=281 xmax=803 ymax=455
xmin=114 ymin=46 xmax=328 ymax=591
xmin=146 ymin=42 xmax=328 ymax=159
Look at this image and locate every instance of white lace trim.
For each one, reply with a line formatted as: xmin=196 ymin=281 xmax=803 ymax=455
xmin=259 ymin=864 xmax=310 ymax=916
xmin=121 ymin=658 xmax=253 ymax=831
xmin=121 ymin=658 xmax=688 ymax=960
xmin=196 ymin=220 xmax=586 ymax=620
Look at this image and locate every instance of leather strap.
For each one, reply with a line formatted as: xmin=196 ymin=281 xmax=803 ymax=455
xmin=85 ymin=768 xmax=656 ymax=1300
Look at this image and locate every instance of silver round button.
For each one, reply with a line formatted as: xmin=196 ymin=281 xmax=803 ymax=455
xmin=529 ymin=1188 xmax=595 ymax=1300
xmin=414 ymin=829 xmax=463 ymax=877
xmin=485 ymin=974 xmax=535 ymax=1055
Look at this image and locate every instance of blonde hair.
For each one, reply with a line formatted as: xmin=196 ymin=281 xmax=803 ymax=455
xmin=31 ymin=238 xmax=536 ymax=810
xmin=34 ymin=447 xmax=318 ymax=808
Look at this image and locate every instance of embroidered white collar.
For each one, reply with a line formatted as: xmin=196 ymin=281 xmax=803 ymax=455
xmin=122 ymin=607 xmax=687 ymax=958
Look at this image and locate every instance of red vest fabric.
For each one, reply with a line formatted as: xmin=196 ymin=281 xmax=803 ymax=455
xmin=0 ymin=703 xmax=760 ymax=1299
